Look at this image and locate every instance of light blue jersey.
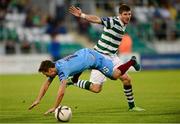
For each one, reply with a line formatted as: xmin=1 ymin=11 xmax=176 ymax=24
xmin=50 ymin=48 xmax=114 ymax=82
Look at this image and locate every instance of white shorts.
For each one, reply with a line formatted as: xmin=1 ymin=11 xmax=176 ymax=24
xmin=89 ymin=54 xmax=123 ymax=84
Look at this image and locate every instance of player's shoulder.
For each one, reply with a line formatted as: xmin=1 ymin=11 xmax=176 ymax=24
xmin=78 ymin=48 xmax=90 ymax=53
xmin=112 ymin=16 xmax=120 ymax=22
xmin=81 ymin=48 xmax=94 ymax=53
xmin=113 ymin=16 xmax=119 ymax=19
xmin=101 ymin=16 xmax=116 ymax=20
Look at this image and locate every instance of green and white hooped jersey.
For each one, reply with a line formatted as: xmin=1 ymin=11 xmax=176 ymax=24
xmin=94 ymin=16 xmax=127 ymax=55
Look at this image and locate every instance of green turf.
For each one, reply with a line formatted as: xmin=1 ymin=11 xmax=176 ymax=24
xmin=0 ymin=70 xmax=180 ymax=123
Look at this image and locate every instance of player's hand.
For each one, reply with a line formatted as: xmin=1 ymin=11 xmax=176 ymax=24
xmin=69 ymin=5 xmax=82 ymax=17
xmin=28 ymin=100 xmax=40 ymax=110
xmin=44 ymin=107 xmax=56 ymax=115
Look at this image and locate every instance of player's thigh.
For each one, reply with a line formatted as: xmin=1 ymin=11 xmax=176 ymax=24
xmin=90 ymin=69 xmax=106 ymax=84
xmin=111 ymin=55 xmax=131 ymax=83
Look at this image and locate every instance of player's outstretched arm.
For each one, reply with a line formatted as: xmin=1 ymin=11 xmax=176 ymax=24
xmin=69 ymin=5 xmax=102 ymax=24
xmin=44 ymin=80 xmax=67 ymax=115
xmin=28 ymin=79 xmax=51 ymax=110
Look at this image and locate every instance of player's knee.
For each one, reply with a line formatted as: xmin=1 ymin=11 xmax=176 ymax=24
xmin=120 ymin=76 xmax=131 ymax=85
xmin=90 ymin=84 xmax=102 ymax=93
xmin=92 ymin=88 xmax=101 ymax=93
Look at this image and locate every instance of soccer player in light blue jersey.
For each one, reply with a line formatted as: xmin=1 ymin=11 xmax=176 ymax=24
xmin=29 ymin=48 xmax=140 ymax=114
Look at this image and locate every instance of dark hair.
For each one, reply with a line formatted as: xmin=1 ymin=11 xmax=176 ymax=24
xmin=38 ymin=60 xmax=55 ymax=72
xmin=119 ymin=4 xmax=131 ymax=14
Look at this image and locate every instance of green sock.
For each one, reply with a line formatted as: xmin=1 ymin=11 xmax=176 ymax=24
xmin=74 ymin=80 xmax=92 ymax=90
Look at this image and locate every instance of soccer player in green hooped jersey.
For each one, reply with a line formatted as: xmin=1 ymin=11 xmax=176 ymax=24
xmin=69 ymin=4 xmax=145 ymax=111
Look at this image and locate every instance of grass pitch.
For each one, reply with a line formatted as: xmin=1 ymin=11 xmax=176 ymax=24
xmin=0 ymin=70 xmax=180 ymax=123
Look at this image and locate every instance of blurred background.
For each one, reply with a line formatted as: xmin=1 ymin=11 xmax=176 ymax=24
xmin=0 ymin=0 xmax=180 ymax=74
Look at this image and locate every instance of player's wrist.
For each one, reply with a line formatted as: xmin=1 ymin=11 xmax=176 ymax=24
xmin=80 ymin=13 xmax=86 ymax=19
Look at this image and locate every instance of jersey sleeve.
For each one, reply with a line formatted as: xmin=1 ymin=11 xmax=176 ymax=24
xmin=101 ymin=17 xmax=114 ymax=29
xmin=58 ymin=71 xmax=67 ymax=82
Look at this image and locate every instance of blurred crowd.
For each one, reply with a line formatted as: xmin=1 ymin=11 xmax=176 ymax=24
xmin=0 ymin=0 xmax=69 ymax=57
xmin=131 ymin=0 xmax=180 ymax=41
xmin=0 ymin=0 xmax=180 ymax=55
xmin=86 ymin=0 xmax=180 ymax=42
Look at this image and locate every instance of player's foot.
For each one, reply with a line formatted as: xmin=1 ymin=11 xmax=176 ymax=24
xmin=129 ymin=106 xmax=145 ymax=112
xmin=66 ymin=77 xmax=74 ymax=87
xmin=131 ymin=56 xmax=141 ymax=71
